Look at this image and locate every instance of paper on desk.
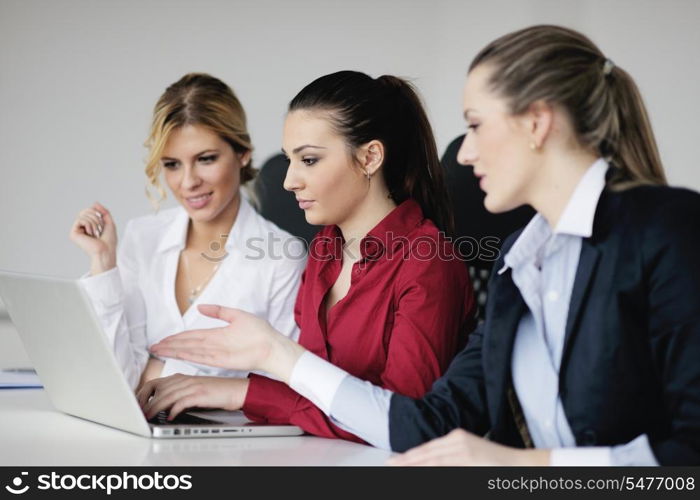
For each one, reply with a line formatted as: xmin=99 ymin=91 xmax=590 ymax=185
xmin=0 ymin=370 xmax=43 ymax=389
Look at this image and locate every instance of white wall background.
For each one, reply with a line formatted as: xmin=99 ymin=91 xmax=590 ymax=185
xmin=1 ymin=0 xmax=699 ymax=284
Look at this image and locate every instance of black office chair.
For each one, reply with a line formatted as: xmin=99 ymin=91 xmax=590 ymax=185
xmin=442 ymin=134 xmax=535 ymax=322
xmin=253 ymin=154 xmax=322 ymax=245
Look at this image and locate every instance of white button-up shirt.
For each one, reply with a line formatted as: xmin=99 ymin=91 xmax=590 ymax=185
xmin=80 ymin=194 xmax=306 ymax=389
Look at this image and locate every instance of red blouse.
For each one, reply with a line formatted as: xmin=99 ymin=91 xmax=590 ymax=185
xmin=242 ymin=199 xmax=475 ymax=442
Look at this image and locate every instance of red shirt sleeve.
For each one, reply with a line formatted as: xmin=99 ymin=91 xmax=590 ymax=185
xmin=379 ymin=255 xmax=474 ymax=398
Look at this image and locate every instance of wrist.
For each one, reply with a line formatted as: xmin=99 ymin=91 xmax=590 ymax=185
xmin=227 ymin=378 xmax=249 ymax=411
xmin=90 ymin=252 xmax=116 ymax=276
xmin=263 ymin=334 xmax=306 ymax=384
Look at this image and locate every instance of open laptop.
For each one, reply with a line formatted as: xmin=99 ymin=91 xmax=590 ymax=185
xmin=0 ymin=269 xmax=303 ymax=439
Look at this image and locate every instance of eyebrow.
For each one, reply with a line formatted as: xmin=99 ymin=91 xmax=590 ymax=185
xmin=463 ymin=109 xmax=475 ymax=120
xmin=161 ymin=149 xmax=220 ymax=161
xmin=281 ymin=145 xmax=328 ymax=155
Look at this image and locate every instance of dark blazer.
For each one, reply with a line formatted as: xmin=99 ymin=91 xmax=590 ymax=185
xmin=389 ymin=184 xmax=700 ymax=465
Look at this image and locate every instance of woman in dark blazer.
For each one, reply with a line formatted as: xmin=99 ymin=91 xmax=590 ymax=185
xmin=147 ymin=25 xmax=700 ymax=465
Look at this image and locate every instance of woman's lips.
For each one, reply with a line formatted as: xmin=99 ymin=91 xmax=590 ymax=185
xmin=297 ymin=199 xmax=314 ymax=210
xmin=474 ymin=171 xmax=486 ymax=191
xmin=185 ymin=192 xmax=213 ymax=209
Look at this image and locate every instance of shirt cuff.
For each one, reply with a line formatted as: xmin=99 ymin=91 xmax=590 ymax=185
xmin=610 ymin=434 xmax=659 ymax=466
xmin=329 ymin=375 xmax=393 ymax=450
xmin=550 ymin=447 xmax=612 ymax=466
xmin=242 ymin=373 xmax=300 ymax=423
xmin=79 ymin=267 xmax=123 ymax=312
xmin=289 ymin=351 xmax=348 ymax=414
xmin=550 ymin=434 xmax=659 ymax=466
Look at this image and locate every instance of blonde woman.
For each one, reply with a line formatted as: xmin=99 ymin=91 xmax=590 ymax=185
xmin=70 ymin=73 xmax=305 ymax=391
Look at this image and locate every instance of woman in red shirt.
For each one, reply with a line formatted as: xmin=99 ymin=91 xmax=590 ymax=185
xmin=139 ymin=71 xmax=475 ymax=442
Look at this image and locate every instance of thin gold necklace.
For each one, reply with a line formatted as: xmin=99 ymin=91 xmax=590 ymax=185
xmin=181 ymin=250 xmax=220 ymax=304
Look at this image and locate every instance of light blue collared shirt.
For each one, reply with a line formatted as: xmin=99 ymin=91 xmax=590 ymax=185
xmin=288 ymin=159 xmax=658 ymax=465
xmin=504 ymin=159 xmax=603 ymax=450
xmin=499 ymin=158 xmax=656 ymax=464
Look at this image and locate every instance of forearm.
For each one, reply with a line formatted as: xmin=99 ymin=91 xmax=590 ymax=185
xmin=136 ymin=357 xmax=165 ymax=392
xmin=80 ymin=267 xmax=148 ymax=389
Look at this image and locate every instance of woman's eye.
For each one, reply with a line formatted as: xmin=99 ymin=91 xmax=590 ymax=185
xmin=162 ymin=161 xmax=179 ymax=170
xmin=199 ymin=155 xmax=217 ymax=164
xmin=467 ymin=123 xmax=480 ymax=133
xmin=301 ymin=157 xmax=318 ymax=166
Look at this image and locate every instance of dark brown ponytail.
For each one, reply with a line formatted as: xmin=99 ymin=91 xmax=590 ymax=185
xmin=289 ymin=71 xmax=453 ymax=233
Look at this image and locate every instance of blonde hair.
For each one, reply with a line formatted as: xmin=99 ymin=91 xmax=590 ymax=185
xmin=470 ymin=25 xmax=667 ymax=190
xmin=144 ymin=73 xmax=256 ymax=208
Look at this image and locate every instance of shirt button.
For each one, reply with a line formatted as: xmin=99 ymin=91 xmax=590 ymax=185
xmin=363 ymin=241 xmax=381 ymax=258
xmin=547 ymin=290 xmax=559 ymax=302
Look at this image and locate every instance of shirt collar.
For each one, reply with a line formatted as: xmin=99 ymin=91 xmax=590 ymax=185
xmin=498 ymin=158 xmax=608 ymax=275
xmin=314 ymin=199 xmax=425 ymax=260
xmin=554 ymin=157 xmax=608 ymax=238
xmin=156 ymin=191 xmax=254 ymax=254
xmin=362 ymin=199 xmax=424 ymax=257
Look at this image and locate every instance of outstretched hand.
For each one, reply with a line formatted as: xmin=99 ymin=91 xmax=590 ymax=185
xmin=149 ymin=304 xmax=306 ymax=382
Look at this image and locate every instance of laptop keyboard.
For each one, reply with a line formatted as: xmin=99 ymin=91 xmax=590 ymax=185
xmin=148 ymin=410 xmax=214 ymax=426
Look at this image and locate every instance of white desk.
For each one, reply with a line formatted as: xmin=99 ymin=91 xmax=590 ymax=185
xmin=0 ymin=320 xmax=392 ymax=466
xmin=0 ymin=390 xmax=392 ymax=466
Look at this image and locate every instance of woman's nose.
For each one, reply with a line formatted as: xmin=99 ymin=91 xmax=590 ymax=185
xmin=456 ymin=134 xmax=477 ymax=166
xmin=283 ymin=161 xmax=302 ymax=192
xmin=181 ymin=165 xmax=202 ymax=190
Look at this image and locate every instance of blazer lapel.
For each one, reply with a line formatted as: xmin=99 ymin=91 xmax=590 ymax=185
xmin=561 ymin=239 xmax=601 ymax=367
xmin=485 ymin=269 xmax=527 ymax=424
xmin=560 ymin=186 xmax=620 ymax=372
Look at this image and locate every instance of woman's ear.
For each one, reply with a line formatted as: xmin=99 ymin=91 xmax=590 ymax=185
xmin=359 ymin=140 xmax=385 ymax=176
xmin=526 ymin=100 xmax=554 ymax=150
xmin=238 ymin=150 xmax=252 ymax=168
